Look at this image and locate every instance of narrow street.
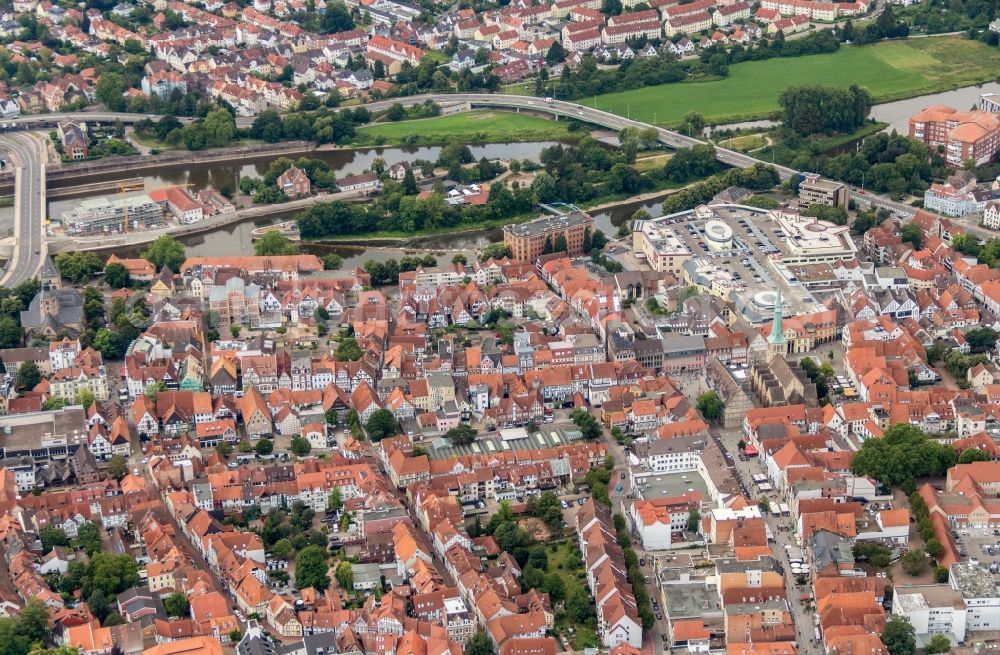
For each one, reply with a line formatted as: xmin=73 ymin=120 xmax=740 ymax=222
xmin=716 ymin=426 xmax=822 ymax=655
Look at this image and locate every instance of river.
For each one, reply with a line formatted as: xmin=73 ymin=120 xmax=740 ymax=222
xmin=15 ymin=81 xmax=1000 ymax=261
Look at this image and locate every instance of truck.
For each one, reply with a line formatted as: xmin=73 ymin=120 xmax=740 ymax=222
xmin=544 ymin=97 xmax=554 ymax=104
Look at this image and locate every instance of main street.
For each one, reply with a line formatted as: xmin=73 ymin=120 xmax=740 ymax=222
xmin=0 ymin=132 xmax=46 ymax=286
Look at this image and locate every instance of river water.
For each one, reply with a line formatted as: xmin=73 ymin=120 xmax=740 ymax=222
xmin=13 ymin=81 xmax=1000 ymax=259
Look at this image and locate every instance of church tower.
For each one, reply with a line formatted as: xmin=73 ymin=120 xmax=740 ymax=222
xmin=767 ymin=288 xmax=787 ymax=361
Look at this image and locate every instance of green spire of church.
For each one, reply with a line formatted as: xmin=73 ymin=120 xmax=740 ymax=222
xmin=768 ymin=287 xmax=786 ymax=346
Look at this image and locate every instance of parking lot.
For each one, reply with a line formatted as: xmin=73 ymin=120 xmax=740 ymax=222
xmin=647 ymin=204 xmax=834 ymax=320
xmin=955 ymin=527 xmax=1000 ymax=572
xmin=655 ymin=206 xmax=781 ymax=292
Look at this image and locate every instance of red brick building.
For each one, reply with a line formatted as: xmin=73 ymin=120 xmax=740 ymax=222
xmin=276 ymin=165 xmax=311 ymax=198
xmin=502 ymin=211 xmax=595 ymax=262
xmin=909 ymin=105 xmax=1000 ymax=166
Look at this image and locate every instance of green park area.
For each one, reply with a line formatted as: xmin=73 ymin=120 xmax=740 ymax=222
xmin=356 ymin=110 xmax=573 ymax=145
xmin=592 ymin=35 xmax=1000 ymax=126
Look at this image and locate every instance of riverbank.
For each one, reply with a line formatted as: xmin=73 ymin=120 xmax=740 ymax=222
xmin=302 ymin=182 xmax=688 ymax=249
xmin=48 ymin=189 xmax=363 ymax=254
xmin=352 ymin=110 xmax=576 ymax=146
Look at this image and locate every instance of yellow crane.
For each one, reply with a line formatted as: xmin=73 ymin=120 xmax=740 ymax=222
xmin=118 ymin=182 xmax=144 ymax=234
xmin=119 ymin=182 xmax=195 ymax=233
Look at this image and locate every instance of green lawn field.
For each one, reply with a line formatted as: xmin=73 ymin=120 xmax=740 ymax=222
xmin=356 ymin=110 xmax=573 ymax=145
xmin=593 ymin=36 xmax=1000 ymax=126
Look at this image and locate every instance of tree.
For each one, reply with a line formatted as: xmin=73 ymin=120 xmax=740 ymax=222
xmin=73 ymin=388 xmax=95 ymax=409
xmin=335 ymin=561 xmax=354 ymax=590
xmin=322 ymin=254 xmax=343 ymax=270
xmin=683 ymin=111 xmax=705 ymax=136
xmin=295 ymin=544 xmax=330 ymax=591
xmin=0 ymin=317 xmax=21 ymax=348
xmin=254 ymin=231 xmax=299 ymax=256
xmin=334 ymin=337 xmax=363 ymax=361
xmin=850 ymin=424 xmax=956 ymax=485
xmin=328 ymin=486 xmax=343 ymax=512
xmin=965 ymin=326 xmax=998 ymax=354
xmin=255 ymin=439 xmax=274 ymax=456
xmin=107 ymin=455 xmax=128 ymax=480
xmin=402 ymin=169 xmax=419 ymax=195
xmin=144 ymin=381 xmax=167 ymax=401
xmin=230 ymin=324 xmax=242 ymax=339
xmin=881 ymin=615 xmax=916 ymax=655
xmin=569 ymin=408 xmax=603 ymax=440
xmin=17 ymin=361 xmax=40 ymax=391
xmin=468 ymin=632 xmax=494 ymax=655
xmin=900 ymin=549 xmax=928 ymax=576
xmin=142 ymin=235 xmax=186 ymax=272
xmin=480 ymin=243 xmax=511 ymax=261
xmin=55 ymin=251 xmax=103 ymax=283
xmin=96 ymin=71 xmax=126 ymax=111
xmin=39 ymin=526 xmax=69 ymax=553
xmin=365 ymin=409 xmax=397 ymax=441
xmin=924 ymin=634 xmax=951 ymax=655
xmin=852 ymin=542 xmax=891 ymax=568
xmin=933 ymin=565 xmax=949 ymax=583
xmin=445 ymin=424 xmax=477 ymax=445
xmin=164 ymin=592 xmax=190 ymax=618
xmin=901 ymin=223 xmax=922 ymax=249
xmin=216 ymin=441 xmax=233 ymax=459
xmin=251 ymin=110 xmax=284 ymax=143
xmin=103 ymin=262 xmax=131 ymax=289
xmin=778 ymin=85 xmax=872 ymax=137
xmin=696 ymin=391 xmax=723 ymax=422
xmin=271 ymin=538 xmax=293 ymax=560
xmin=959 ymin=448 xmax=992 ymax=464
xmin=204 ymin=107 xmax=237 ymax=148
xmin=290 ymin=437 xmax=312 ymax=457
xmin=42 ymin=397 xmax=66 ymax=411
xmin=76 ymin=522 xmax=103 ymax=557
xmin=17 ymin=598 xmax=52 ymax=645
xmin=924 ymin=537 xmax=944 ymax=559
xmin=554 ymin=234 xmax=568 ymax=253
xmin=321 ymin=2 xmax=354 ymax=32
xmin=686 ymin=507 xmax=701 ymax=533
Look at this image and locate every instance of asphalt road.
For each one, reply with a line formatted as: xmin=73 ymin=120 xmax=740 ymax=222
xmin=0 ymin=132 xmax=45 ymax=286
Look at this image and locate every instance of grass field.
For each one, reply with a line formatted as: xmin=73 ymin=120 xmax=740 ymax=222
xmin=547 ymin=541 xmax=601 ymax=650
xmin=718 ymin=134 xmax=769 ymax=152
xmin=593 ymin=36 xmax=1000 ymax=126
xmin=356 ymin=110 xmax=573 ymax=145
xmin=634 ymin=152 xmax=673 ymax=171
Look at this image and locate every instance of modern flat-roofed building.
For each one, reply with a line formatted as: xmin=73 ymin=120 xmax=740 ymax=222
xmin=62 ymin=194 xmax=165 ymax=235
xmin=0 ymin=406 xmax=89 ymax=459
xmin=981 ymin=93 xmax=1000 ymax=114
xmin=660 ymin=334 xmax=706 ymax=374
xmin=770 ymin=210 xmax=858 ymax=266
xmin=799 ymin=173 xmax=847 ymax=208
xmin=891 ymin=585 xmax=966 ymax=645
xmin=503 ymin=211 xmax=594 ymax=261
xmin=950 ymin=563 xmax=1000 ymax=634
xmin=631 ymin=218 xmax=693 ymax=276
